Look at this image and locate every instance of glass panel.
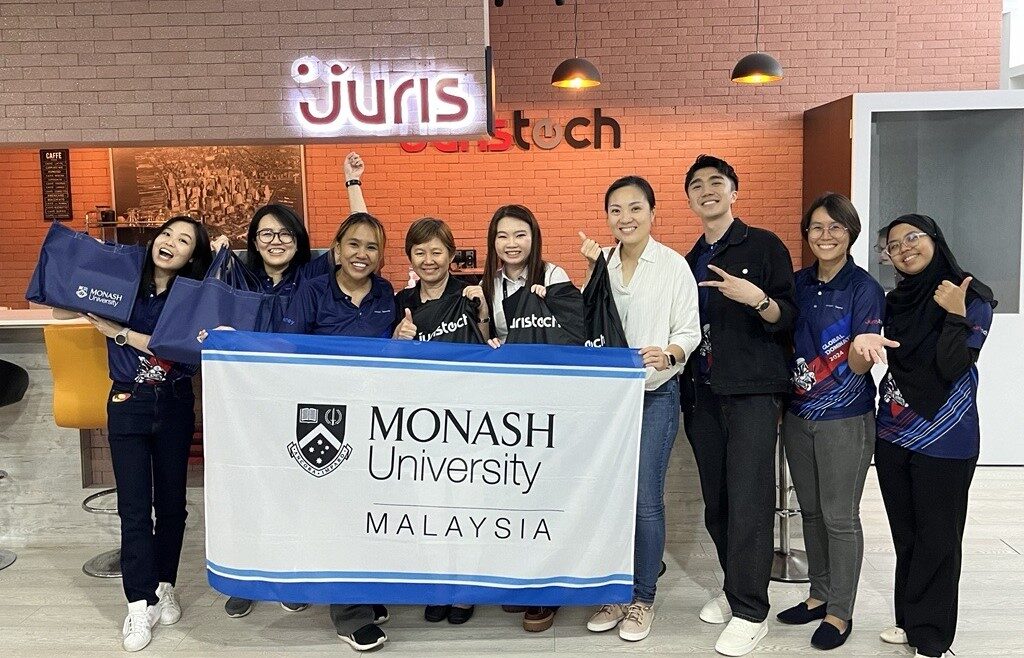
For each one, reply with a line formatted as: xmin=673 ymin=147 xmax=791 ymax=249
xmin=869 ymin=109 xmax=1023 ymax=312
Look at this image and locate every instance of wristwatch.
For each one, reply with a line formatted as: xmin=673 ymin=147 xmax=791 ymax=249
xmin=666 ymin=352 xmax=677 ymax=367
xmin=114 ymin=328 xmax=130 ymax=346
xmin=754 ymin=295 xmax=772 ymax=312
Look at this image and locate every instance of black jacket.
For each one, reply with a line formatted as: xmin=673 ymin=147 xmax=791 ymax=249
xmin=682 ymin=218 xmax=797 ymax=400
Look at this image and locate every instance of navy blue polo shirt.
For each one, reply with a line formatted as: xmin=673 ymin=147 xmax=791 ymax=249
xmin=108 ymin=282 xmax=196 ymax=385
xmin=877 ymin=297 xmax=993 ymax=459
xmin=693 ymin=231 xmax=728 ymax=384
xmin=278 ymin=272 xmax=396 ymax=337
xmin=789 ymin=259 xmax=885 ymax=421
xmin=254 ymin=251 xmax=333 ymax=331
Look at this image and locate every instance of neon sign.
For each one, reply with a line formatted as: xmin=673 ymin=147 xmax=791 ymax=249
xmin=290 ymin=56 xmax=478 ymax=136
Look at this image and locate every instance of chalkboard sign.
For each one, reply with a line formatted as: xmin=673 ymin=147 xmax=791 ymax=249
xmin=40 ymin=149 xmax=72 ymax=222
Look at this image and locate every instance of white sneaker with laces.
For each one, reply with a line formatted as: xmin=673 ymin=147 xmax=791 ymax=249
xmin=586 ymin=603 xmax=626 ymax=632
xmin=700 ymin=592 xmax=732 ymax=624
xmin=618 ymin=601 xmax=654 ymax=642
xmin=122 ymin=599 xmax=159 ymax=652
xmin=155 ymin=582 xmax=180 ymax=625
xmin=880 ymin=625 xmax=908 ymax=644
xmin=714 ymin=617 xmax=768 ymax=656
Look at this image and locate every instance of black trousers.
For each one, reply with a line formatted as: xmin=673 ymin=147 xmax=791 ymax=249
xmin=874 ymin=439 xmax=976 ymax=657
xmin=106 ymin=379 xmax=195 ymax=605
xmin=684 ymin=382 xmax=779 ymax=622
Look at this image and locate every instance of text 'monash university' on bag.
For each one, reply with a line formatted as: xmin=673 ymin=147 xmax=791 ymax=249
xmin=582 ymin=251 xmax=628 ymax=348
xmin=412 ymin=294 xmax=485 ymax=344
xmin=504 ymin=281 xmax=586 ymax=346
xmin=148 ymin=248 xmax=272 ymax=366
xmin=25 ymin=221 xmax=146 ymax=323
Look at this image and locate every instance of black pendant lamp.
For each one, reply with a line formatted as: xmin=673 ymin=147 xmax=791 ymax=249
xmin=731 ymin=0 xmax=783 ymax=84
xmin=552 ymin=0 xmax=601 ymax=89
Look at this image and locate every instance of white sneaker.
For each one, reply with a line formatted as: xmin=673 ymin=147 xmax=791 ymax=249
xmin=122 ymin=600 xmax=159 ymax=652
xmin=715 ymin=617 xmax=768 ymax=656
xmin=586 ymin=603 xmax=626 ymax=632
xmin=880 ymin=625 xmax=908 ymax=644
xmin=155 ymin=582 xmax=181 ymax=625
xmin=700 ymin=592 xmax=733 ymax=624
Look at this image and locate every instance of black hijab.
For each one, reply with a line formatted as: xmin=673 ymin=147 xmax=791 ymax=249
xmin=883 ymin=213 xmax=996 ymax=420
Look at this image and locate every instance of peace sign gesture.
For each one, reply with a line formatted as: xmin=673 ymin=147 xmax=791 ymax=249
xmin=697 ymin=264 xmax=766 ymax=308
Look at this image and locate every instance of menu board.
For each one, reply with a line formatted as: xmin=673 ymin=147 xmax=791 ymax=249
xmin=40 ymin=149 xmax=72 ymax=221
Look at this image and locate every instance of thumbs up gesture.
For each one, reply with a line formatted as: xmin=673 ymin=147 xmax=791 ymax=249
xmin=934 ymin=276 xmax=972 ymax=317
xmin=579 ymin=231 xmax=602 ymax=263
xmin=393 ymin=308 xmax=417 ymax=340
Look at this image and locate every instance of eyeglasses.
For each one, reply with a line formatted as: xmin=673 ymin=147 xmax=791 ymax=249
xmin=884 ymin=231 xmax=929 ymax=256
xmin=806 ymin=223 xmax=849 ymax=239
xmin=256 ymin=229 xmax=295 ymax=245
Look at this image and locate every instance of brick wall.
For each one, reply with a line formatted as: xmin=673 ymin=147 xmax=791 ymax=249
xmin=0 ymin=0 xmax=1003 ymax=309
xmin=0 ymin=0 xmax=488 ymax=144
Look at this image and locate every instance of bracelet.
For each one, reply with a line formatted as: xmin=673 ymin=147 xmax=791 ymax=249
xmin=345 ymin=179 xmax=362 ymax=187
xmin=754 ymin=295 xmax=771 ymax=312
xmin=478 ymin=316 xmax=490 ymax=323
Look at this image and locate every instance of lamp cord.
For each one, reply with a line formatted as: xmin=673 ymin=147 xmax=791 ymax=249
xmin=755 ymin=0 xmax=761 ymax=52
xmin=574 ymin=0 xmax=579 ymax=57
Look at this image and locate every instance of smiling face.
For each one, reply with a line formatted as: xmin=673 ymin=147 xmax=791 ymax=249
xmin=686 ymin=166 xmax=737 ymax=221
xmin=334 ymin=223 xmax=381 ymax=283
xmin=606 ymin=184 xmax=654 ymax=247
xmin=806 ymin=206 xmax=851 ymax=267
xmin=254 ymin=213 xmax=298 ymax=270
xmin=409 ymin=237 xmax=454 ymax=285
xmin=493 ymin=216 xmax=533 ymax=270
xmin=887 ymin=222 xmax=935 ymax=276
xmin=151 ymin=220 xmax=198 ymax=272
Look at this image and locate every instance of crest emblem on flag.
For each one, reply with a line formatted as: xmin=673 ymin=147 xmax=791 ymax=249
xmin=287 ymin=403 xmax=351 ymax=478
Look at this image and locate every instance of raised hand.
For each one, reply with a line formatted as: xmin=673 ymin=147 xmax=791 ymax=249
xmin=343 ymin=152 xmax=365 ymax=181
xmin=934 ymin=276 xmax=972 ymax=317
xmin=579 ymin=231 xmax=602 ymax=263
xmin=698 ymin=264 xmax=765 ymax=307
xmin=393 ymin=308 xmax=417 ymax=340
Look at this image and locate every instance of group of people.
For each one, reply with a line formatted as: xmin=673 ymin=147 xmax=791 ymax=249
xmin=59 ymin=153 xmax=994 ymax=658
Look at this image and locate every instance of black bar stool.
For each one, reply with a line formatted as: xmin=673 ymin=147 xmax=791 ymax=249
xmin=0 ymin=358 xmax=30 ymax=572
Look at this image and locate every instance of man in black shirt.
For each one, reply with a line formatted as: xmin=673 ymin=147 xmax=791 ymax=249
xmin=681 ymin=155 xmax=796 ymax=657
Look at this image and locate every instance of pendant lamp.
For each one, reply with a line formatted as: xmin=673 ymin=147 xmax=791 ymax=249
xmin=552 ymin=0 xmax=601 ymax=89
xmin=731 ymin=0 xmax=783 ymax=84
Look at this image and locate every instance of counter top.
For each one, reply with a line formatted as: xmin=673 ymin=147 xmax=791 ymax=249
xmin=0 ymin=309 xmax=88 ymax=328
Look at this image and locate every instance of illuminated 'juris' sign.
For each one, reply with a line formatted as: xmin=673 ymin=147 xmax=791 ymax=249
xmin=291 ymin=56 xmax=478 ymax=136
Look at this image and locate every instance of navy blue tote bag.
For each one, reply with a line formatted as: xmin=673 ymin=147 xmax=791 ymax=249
xmin=25 ymin=221 xmax=145 ymax=323
xmin=149 ymin=248 xmax=269 ymax=365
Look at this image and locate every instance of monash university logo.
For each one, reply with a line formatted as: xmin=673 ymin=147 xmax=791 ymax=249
xmin=287 ymin=404 xmax=351 ymax=478
xmin=76 ymin=285 xmax=89 ymax=299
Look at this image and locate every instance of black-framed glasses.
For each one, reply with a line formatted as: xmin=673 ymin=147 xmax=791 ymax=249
xmin=806 ymin=223 xmax=849 ymax=239
xmin=884 ymin=231 xmax=929 ymax=256
xmin=256 ymin=229 xmax=295 ymax=245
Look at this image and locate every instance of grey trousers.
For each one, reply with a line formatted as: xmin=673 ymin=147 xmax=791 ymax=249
xmin=782 ymin=410 xmax=874 ymax=621
xmin=329 ymin=604 xmax=375 ymax=636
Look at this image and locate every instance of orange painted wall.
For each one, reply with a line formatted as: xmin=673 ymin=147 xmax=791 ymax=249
xmin=0 ymin=0 xmax=1003 ymax=309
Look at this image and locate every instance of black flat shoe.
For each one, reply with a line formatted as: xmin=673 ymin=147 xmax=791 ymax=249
xmin=811 ymin=619 xmax=852 ymax=650
xmin=424 ymin=605 xmax=450 ymax=623
xmin=776 ymin=601 xmax=827 ymax=625
xmin=447 ymin=605 xmax=475 ymax=624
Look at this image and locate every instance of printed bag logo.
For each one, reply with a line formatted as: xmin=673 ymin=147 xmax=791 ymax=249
xmin=287 ymin=404 xmax=351 ymax=478
xmin=74 ymin=284 xmax=124 ymax=307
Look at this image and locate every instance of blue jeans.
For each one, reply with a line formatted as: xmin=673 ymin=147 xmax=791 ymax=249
xmin=633 ymin=378 xmax=680 ymax=604
xmin=107 ymin=379 xmax=195 ymax=605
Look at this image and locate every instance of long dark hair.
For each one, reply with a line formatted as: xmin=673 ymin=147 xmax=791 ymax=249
xmin=482 ymin=204 xmax=547 ymax=307
xmin=141 ymin=215 xmax=212 ymax=293
xmin=245 ymin=204 xmax=311 ymax=277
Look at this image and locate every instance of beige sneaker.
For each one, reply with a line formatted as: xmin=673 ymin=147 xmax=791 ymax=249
xmin=586 ymin=604 xmax=626 ymax=632
xmin=618 ymin=601 xmax=654 ymax=641
xmin=880 ymin=626 xmax=908 ymax=644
